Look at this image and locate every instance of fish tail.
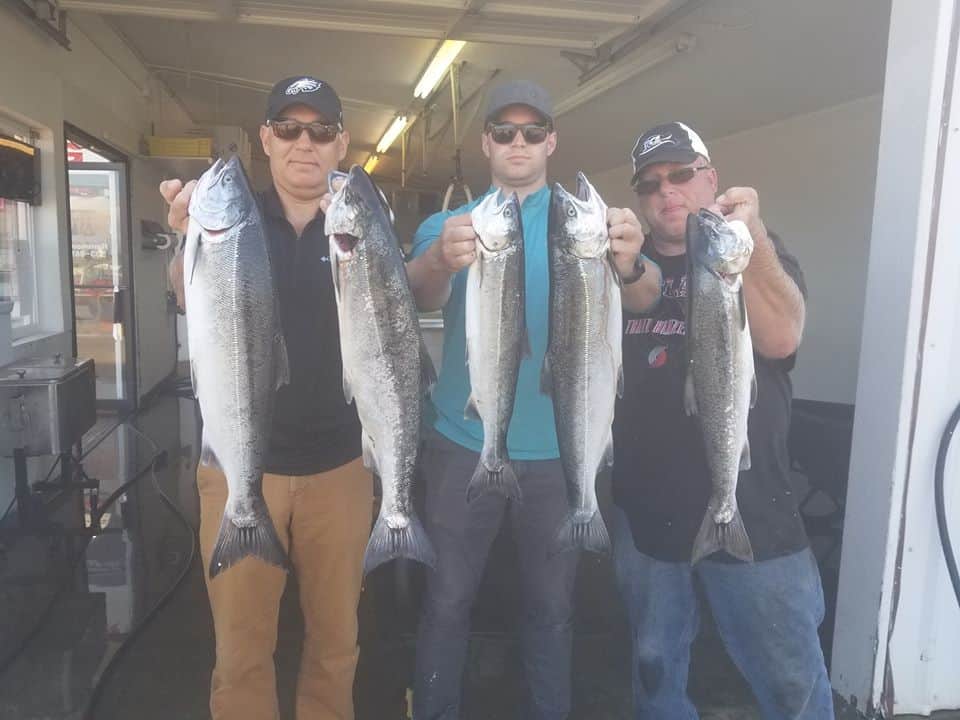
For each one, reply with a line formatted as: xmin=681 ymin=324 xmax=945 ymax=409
xmin=364 ymin=513 xmax=437 ymax=576
xmin=552 ymin=509 xmax=611 ymax=556
xmin=691 ymin=506 xmax=754 ymax=564
xmin=208 ymin=500 xmax=289 ymax=579
xmin=465 ymin=458 xmax=521 ymax=503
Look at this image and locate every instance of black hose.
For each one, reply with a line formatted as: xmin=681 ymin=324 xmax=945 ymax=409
xmin=935 ymin=400 xmax=960 ymax=609
xmin=80 ymin=421 xmax=198 ymax=720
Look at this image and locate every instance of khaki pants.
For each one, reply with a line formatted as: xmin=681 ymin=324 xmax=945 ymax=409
xmin=197 ymin=458 xmax=373 ymax=720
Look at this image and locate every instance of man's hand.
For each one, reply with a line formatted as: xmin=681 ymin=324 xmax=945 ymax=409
xmin=607 ymin=206 xmax=644 ymax=278
xmin=711 ymin=186 xmax=766 ymax=243
xmin=159 ymin=179 xmax=196 ymax=235
xmin=159 ymin=178 xmax=194 ymax=313
xmin=319 ymin=174 xmax=346 ymax=215
xmin=429 ymin=213 xmax=477 ymax=274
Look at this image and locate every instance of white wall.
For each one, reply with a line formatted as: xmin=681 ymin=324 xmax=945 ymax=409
xmin=0 ymin=9 xmax=193 ymax=511
xmin=590 ymin=95 xmax=882 ymax=405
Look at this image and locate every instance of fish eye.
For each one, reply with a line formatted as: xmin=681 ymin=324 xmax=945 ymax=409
xmin=566 ymin=206 xmax=576 ymax=217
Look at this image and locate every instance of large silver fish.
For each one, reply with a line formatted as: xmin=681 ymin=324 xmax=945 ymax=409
xmin=464 ymin=191 xmax=527 ymax=502
xmin=184 ymin=156 xmax=290 ymax=579
xmin=684 ymin=208 xmax=757 ymax=564
xmin=542 ymin=172 xmax=622 ymax=555
xmin=325 ymin=165 xmax=437 ymax=575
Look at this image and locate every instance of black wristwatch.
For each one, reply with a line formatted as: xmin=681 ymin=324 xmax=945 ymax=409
xmin=619 ymin=255 xmax=647 ymax=285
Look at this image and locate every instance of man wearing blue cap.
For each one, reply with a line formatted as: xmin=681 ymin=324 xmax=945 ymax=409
xmin=405 ymin=80 xmax=662 ymax=720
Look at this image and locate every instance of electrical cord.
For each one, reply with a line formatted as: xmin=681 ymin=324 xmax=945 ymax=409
xmin=935 ymin=399 xmax=960 ymax=609
xmin=80 ymin=418 xmax=198 ymax=720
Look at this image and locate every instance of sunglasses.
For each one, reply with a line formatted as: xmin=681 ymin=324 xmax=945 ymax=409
xmin=268 ymin=118 xmax=342 ymax=143
xmin=486 ymin=122 xmax=552 ymax=145
xmin=633 ymin=165 xmax=712 ymax=196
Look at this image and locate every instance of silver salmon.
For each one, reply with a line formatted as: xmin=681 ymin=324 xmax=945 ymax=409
xmin=684 ymin=208 xmax=756 ymax=564
xmin=325 ymin=165 xmax=437 ymax=575
xmin=184 ymin=156 xmax=289 ymax=579
xmin=464 ymin=191 xmax=527 ymax=502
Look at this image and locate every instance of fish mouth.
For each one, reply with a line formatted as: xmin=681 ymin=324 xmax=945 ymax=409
xmin=333 ymin=233 xmax=359 ymax=257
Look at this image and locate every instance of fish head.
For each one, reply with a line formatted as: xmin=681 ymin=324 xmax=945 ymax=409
xmin=688 ymin=209 xmax=754 ymax=278
xmin=325 ymin=165 xmax=395 ymax=261
xmin=188 ymin=156 xmax=252 ymax=236
xmin=470 ymin=191 xmax=522 ymax=253
xmin=550 ymin=171 xmax=609 ymax=259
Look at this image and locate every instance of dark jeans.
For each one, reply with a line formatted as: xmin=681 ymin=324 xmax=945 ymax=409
xmin=611 ymin=506 xmax=834 ymax=720
xmin=413 ymin=432 xmax=579 ymax=720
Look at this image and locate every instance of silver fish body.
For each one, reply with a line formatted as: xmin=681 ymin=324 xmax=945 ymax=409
xmin=184 ymin=155 xmax=289 ymax=579
xmin=325 ymin=165 xmax=437 ymax=575
xmin=464 ymin=191 xmax=527 ymax=502
xmin=684 ymin=208 xmax=757 ymax=564
xmin=542 ymin=172 xmax=622 ymax=555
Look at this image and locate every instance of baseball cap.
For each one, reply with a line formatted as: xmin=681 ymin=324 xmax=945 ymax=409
xmin=630 ymin=122 xmax=710 ymax=184
xmin=485 ymin=80 xmax=554 ymax=125
xmin=265 ymin=76 xmax=343 ymax=125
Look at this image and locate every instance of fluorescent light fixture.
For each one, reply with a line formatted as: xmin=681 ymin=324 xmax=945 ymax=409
xmin=363 ymin=154 xmax=379 ymax=174
xmin=376 ymin=115 xmax=408 ymax=154
xmin=414 ymin=39 xmax=466 ymax=99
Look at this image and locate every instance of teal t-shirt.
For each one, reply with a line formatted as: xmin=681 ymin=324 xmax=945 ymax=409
xmin=411 ymin=185 xmax=559 ymax=459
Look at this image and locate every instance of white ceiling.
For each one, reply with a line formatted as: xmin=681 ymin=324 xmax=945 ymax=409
xmin=63 ymin=0 xmax=891 ymax=194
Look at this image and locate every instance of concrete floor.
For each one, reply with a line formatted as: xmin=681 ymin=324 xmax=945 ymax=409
xmin=0 ymin=390 xmax=851 ymax=719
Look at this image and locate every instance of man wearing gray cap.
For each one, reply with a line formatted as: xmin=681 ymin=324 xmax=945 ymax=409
xmin=405 ymin=81 xmax=662 ymax=719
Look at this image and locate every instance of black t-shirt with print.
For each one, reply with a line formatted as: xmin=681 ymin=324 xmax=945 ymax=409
xmin=612 ymin=232 xmax=810 ymax=563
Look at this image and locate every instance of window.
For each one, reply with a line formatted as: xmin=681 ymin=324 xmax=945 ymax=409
xmin=0 ymin=116 xmax=39 ymax=338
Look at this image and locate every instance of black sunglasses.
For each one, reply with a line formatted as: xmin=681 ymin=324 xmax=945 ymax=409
xmin=268 ymin=118 xmax=342 ymax=144
xmin=633 ymin=165 xmax=712 ymax=196
xmin=486 ymin=122 xmax=552 ymax=145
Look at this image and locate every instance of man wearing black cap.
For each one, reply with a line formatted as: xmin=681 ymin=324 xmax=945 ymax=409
xmin=611 ymin=122 xmax=833 ymax=719
xmin=161 ymin=76 xmax=371 ymax=720
xmin=405 ymin=81 xmax=662 ymax=720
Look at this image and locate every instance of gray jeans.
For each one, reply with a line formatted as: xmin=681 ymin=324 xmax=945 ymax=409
xmin=412 ymin=431 xmax=579 ymax=720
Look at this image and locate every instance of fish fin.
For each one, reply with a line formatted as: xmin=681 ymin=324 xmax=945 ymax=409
xmin=740 ymin=438 xmax=752 ymax=471
xmin=363 ymin=513 xmax=436 ymax=576
xmin=274 ymin=333 xmax=290 ymax=389
xmin=208 ymin=498 xmax=289 ymax=579
xmin=466 ymin=458 xmax=521 ymax=504
xmin=342 ymin=371 xmax=354 ymax=405
xmin=683 ymin=364 xmax=698 ymax=416
xmin=616 ymin=362 xmax=625 ymax=399
xmin=362 ymin=433 xmax=379 ymax=475
xmin=540 ymin=355 xmax=553 ymax=396
xmin=691 ymin=506 xmax=754 ymax=565
xmin=604 ymin=432 xmax=615 ymax=468
xmin=552 ymin=510 xmax=610 ymax=556
xmin=520 ymin=326 xmax=531 ymax=358
xmin=750 ymin=374 xmax=758 ymax=409
xmin=184 ymin=224 xmax=201 ymax=286
xmin=199 ymin=430 xmax=221 ymax=470
xmin=419 ymin=337 xmax=437 ymax=394
xmin=738 ymin=284 xmax=747 ymax=331
xmin=464 ymin=395 xmax=481 ymax=421
xmin=189 ymin=359 xmax=199 ymax=399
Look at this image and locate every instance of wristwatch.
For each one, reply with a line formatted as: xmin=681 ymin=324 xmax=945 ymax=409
xmin=619 ymin=255 xmax=647 ymax=285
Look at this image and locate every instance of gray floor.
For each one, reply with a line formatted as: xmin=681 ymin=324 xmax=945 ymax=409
xmin=0 ymin=389 xmax=845 ymax=719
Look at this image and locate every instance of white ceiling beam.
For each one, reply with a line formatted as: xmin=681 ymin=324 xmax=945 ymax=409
xmin=58 ymin=0 xmax=611 ymax=49
xmin=554 ymin=33 xmax=695 ymax=117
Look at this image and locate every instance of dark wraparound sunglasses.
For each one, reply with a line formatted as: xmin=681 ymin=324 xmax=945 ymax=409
xmin=486 ymin=122 xmax=552 ymax=145
xmin=268 ymin=118 xmax=342 ymax=143
xmin=633 ymin=165 xmax=712 ymax=196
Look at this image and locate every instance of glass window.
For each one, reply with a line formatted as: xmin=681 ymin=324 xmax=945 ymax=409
xmin=0 ymin=115 xmax=38 ymax=337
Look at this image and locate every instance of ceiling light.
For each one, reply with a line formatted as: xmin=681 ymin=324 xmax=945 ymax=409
xmin=414 ymin=39 xmax=466 ymax=99
xmin=363 ymin=154 xmax=379 ymax=174
xmin=376 ymin=115 xmax=408 ymax=154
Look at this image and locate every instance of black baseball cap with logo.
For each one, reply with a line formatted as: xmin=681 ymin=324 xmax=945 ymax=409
xmin=630 ymin=122 xmax=710 ymax=184
xmin=265 ymin=76 xmax=343 ymax=125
